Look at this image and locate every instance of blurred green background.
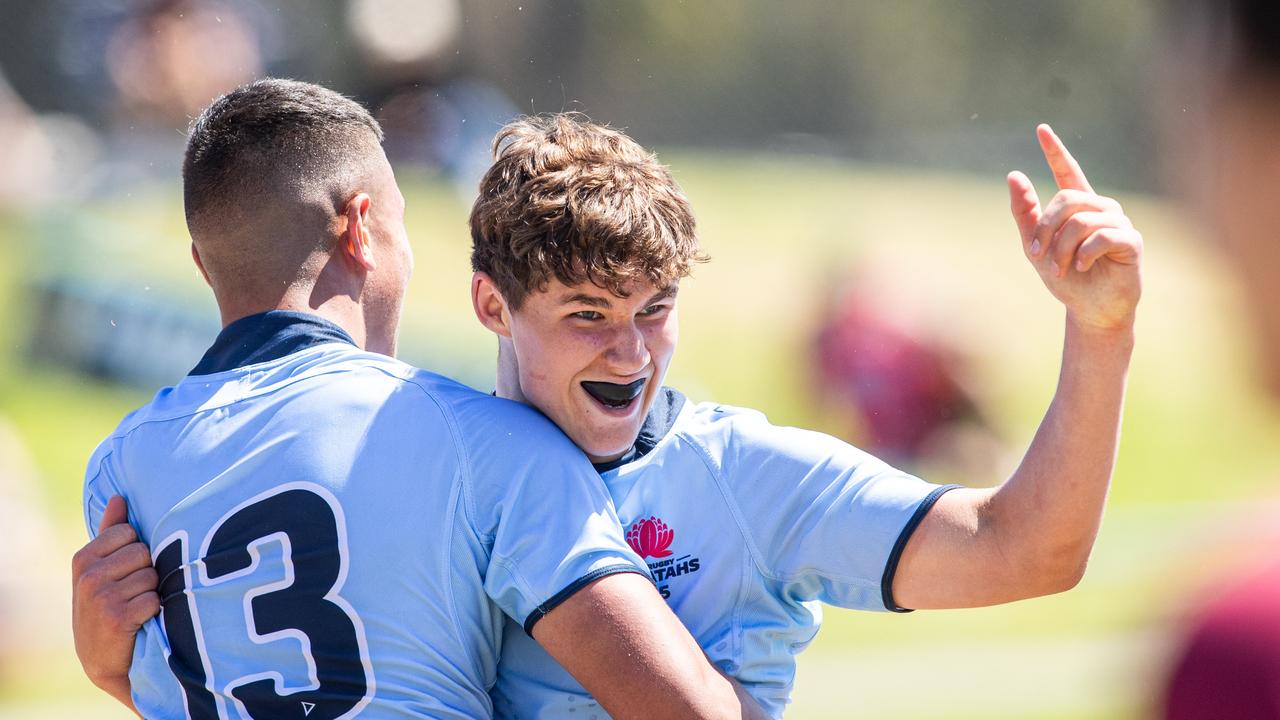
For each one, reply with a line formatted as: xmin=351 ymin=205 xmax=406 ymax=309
xmin=2 ymin=1 xmax=1277 ymax=719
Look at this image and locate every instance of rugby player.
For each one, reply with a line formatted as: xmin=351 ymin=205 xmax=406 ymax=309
xmin=465 ymin=114 xmax=1142 ymax=717
xmin=70 ymin=80 xmax=763 ymax=720
xmin=76 ymin=111 xmax=1142 ymax=717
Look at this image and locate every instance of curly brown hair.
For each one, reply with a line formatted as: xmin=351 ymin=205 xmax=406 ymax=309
xmin=470 ymin=113 xmax=705 ymax=309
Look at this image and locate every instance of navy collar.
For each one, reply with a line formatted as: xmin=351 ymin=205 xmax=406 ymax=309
xmin=592 ymin=387 xmax=686 ymax=473
xmin=189 ymin=311 xmax=357 ymax=376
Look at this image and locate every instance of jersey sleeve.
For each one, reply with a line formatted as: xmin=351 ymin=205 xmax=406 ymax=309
xmin=717 ymin=409 xmax=958 ymax=612
xmin=454 ymin=396 xmax=650 ymax=634
xmin=82 ymin=440 xmax=122 ymax=540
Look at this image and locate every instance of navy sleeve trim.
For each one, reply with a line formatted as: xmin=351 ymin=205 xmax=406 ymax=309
xmin=523 ymin=564 xmax=653 ymax=636
xmin=880 ymin=484 xmax=963 ymax=613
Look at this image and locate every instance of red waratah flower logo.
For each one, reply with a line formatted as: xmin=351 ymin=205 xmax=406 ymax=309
xmin=626 ymin=516 xmax=674 ymax=559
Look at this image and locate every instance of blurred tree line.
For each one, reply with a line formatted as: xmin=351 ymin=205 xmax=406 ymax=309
xmin=0 ymin=0 xmax=1164 ymax=191
xmin=460 ymin=0 xmax=1164 ymax=190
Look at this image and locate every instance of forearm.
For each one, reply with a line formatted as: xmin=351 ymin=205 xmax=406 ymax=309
xmin=535 ymin=573 xmax=768 ymax=720
xmin=896 ymin=130 xmax=1142 ymax=610
xmin=90 ymin=674 xmax=140 ymax=718
xmin=988 ymin=312 xmax=1134 ymax=591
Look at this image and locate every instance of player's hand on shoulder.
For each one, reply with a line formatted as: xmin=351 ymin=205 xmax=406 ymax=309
xmin=72 ymin=496 xmax=158 ymax=692
xmin=1007 ymin=124 xmax=1143 ymax=333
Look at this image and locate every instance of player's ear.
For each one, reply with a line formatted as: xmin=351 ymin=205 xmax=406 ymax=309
xmin=472 ymin=272 xmax=513 ymax=338
xmin=190 ymin=242 xmax=212 ymax=287
xmin=341 ymin=193 xmax=377 ymax=271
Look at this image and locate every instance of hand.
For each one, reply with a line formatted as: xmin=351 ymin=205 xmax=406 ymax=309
xmin=1007 ymin=124 xmax=1143 ymax=332
xmin=71 ymin=496 xmax=158 ymax=704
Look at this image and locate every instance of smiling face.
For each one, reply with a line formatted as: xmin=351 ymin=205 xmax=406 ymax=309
xmin=468 ymin=114 xmax=702 ymax=457
xmin=475 ymin=274 xmax=679 ymax=463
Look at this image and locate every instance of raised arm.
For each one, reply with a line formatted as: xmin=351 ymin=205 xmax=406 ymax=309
xmin=534 ymin=572 xmax=767 ymax=720
xmin=893 ymin=124 xmax=1142 ymax=609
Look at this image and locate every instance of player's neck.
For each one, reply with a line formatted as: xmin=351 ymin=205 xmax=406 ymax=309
xmin=494 ymin=341 xmax=525 ymax=403
xmin=217 ymin=294 xmax=370 ymax=352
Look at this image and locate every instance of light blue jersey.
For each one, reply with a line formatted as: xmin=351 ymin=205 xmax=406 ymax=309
xmin=83 ymin=312 xmax=647 ymax=720
xmin=493 ymin=389 xmax=957 ymax=718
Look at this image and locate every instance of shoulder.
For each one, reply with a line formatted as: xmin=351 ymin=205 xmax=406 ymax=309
xmin=684 ymin=400 xmax=767 ymax=427
xmin=405 ymin=372 xmax=570 ymax=445
xmin=87 ymin=351 xmax=467 ymax=474
xmin=397 ymin=373 xmax=586 ymax=487
xmin=676 ymin=400 xmax=882 ymax=475
xmin=298 ymin=351 xmax=525 ymax=432
xmin=671 ymin=400 xmax=763 ymax=457
xmin=84 ymin=387 xmax=176 ymax=483
xmin=348 ymin=364 xmax=579 ymax=475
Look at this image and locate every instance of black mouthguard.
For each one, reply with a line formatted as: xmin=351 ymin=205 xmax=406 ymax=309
xmin=581 ymin=379 xmax=647 ymax=406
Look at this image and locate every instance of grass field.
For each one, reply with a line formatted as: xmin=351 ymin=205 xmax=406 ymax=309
xmin=1 ymin=151 xmax=1278 ymax=719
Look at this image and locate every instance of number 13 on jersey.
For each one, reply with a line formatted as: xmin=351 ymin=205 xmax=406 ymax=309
xmin=152 ymin=482 xmax=375 ymax=720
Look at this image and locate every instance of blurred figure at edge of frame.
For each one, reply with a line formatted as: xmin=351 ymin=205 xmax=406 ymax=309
xmin=1160 ymin=1 xmax=1280 ymax=718
xmin=811 ymin=266 xmax=1004 ymax=482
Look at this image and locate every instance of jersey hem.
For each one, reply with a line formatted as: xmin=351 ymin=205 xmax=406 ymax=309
xmin=880 ymin=483 xmax=963 ymax=613
xmin=522 ymin=564 xmax=652 ymax=636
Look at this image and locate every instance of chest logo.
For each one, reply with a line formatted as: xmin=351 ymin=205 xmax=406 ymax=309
xmin=625 ymin=515 xmax=701 ymax=600
xmin=626 ymin=516 xmax=674 ymax=559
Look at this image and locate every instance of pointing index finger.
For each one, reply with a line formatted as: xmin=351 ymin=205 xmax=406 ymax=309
xmin=1037 ymin=124 xmax=1094 ymax=194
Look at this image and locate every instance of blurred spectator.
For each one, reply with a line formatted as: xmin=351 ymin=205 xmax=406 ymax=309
xmin=1159 ymin=1 xmax=1280 ymax=718
xmin=0 ymin=69 xmax=97 ymax=207
xmin=1164 ymin=552 xmax=1280 ymax=719
xmin=95 ymin=0 xmax=264 ymax=187
xmin=105 ymin=0 xmax=261 ymax=128
xmin=39 ymin=0 xmax=285 ymax=122
xmin=2 ymin=0 xmax=276 ymax=193
xmin=348 ymin=0 xmax=517 ymax=196
xmin=812 ymin=267 xmax=1000 ymax=479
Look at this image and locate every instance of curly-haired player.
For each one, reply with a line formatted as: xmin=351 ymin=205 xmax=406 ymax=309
xmin=464 ymin=114 xmax=1141 ymax=717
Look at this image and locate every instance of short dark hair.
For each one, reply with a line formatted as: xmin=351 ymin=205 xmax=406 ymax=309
xmin=470 ymin=113 xmax=704 ymax=309
xmin=182 ymin=78 xmax=384 ymax=233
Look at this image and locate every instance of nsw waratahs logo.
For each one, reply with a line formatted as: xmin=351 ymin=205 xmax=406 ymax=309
xmin=626 ymin=516 xmax=674 ymax=559
xmin=625 ymin=515 xmax=700 ymax=600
